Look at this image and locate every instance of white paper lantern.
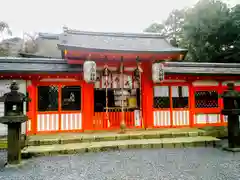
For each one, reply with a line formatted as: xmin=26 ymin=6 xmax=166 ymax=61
xmin=152 ymin=63 xmax=164 ymax=83
xmin=83 ymin=61 xmax=97 ymax=83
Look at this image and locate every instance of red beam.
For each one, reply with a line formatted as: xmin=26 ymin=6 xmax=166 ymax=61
xmin=0 ymin=73 xmax=82 ymax=80
xmin=65 ymin=50 xmax=181 ymax=64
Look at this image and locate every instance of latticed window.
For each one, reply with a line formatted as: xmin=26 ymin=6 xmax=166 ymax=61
xmin=172 ymin=86 xmax=189 ymax=108
xmin=153 ymin=86 xmax=170 ymax=108
xmin=61 ymin=86 xmax=81 ymax=111
xmin=38 ymin=85 xmax=59 ymax=111
xmin=195 ymin=90 xmax=218 ymax=108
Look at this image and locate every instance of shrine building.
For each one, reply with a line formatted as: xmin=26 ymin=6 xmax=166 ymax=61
xmin=0 ymin=28 xmax=239 ymax=135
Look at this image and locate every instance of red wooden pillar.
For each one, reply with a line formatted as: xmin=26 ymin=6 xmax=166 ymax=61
xmin=141 ymin=62 xmax=153 ymax=128
xmin=82 ymin=81 xmax=94 ymax=131
xmin=218 ymin=80 xmax=224 ymax=125
xmin=28 ymin=80 xmax=37 ymax=135
xmin=189 ymin=80 xmax=195 ymax=127
xmin=26 ymin=85 xmax=33 ymax=135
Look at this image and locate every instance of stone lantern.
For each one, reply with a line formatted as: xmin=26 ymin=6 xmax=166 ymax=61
xmin=221 ymin=83 xmax=240 ymax=151
xmin=0 ymin=81 xmax=30 ymax=164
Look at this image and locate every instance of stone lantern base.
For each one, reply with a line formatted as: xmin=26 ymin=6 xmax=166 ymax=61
xmin=0 ymin=115 xmax=28 ymax=165
xmin=222 ymin=146 xmax=240 ymax=152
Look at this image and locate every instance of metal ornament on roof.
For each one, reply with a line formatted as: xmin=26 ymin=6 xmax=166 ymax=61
xmin=83 ymin=60 xmax=97 ymax=83
xmin=133 ymin=66 xmax=142 ymax=81
xmin=102 ymin=65 xmax=111 ymax=77
xmin=152 ymin=63 xmax=165 ymax=83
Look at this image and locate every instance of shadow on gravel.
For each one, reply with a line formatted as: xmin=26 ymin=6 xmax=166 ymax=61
xmin=0 ymin=150 xmax=7 ymax=170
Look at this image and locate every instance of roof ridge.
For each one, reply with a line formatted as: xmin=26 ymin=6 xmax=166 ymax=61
xmin=38 ymin=33 xmax=61 ymax=40
xmin=64 ymin=28 xmax=166 ymax=39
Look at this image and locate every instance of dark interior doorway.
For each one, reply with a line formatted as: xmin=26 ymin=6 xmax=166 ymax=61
xmin=94 ymin=89 xmax=114 ymax=112
xmin=94 ymin=88 xmax=140 ymax=112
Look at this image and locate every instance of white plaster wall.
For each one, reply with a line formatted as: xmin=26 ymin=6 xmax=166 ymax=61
xmin=0 ymin=80 xmax=27 ymax=136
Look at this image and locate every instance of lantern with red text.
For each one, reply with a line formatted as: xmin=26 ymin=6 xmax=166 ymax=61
xmin=83 ymin=61 xmax=97 ymax=83
xmin=152 ymin=63 xmax=164 ymax=83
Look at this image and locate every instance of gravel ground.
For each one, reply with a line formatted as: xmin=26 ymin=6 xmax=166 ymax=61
xmin=0 ymin=147 xmax=240 ymax=180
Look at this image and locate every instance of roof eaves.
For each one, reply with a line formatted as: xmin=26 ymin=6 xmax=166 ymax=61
xmin=19 ymin=52 xmax=58 ymax=59
xmin=0 ymin=63 xmax=83 ymax=73
xmin=165 ymin=61 xmax=240 ymax=68
xmin=57 ymin=44 xmax=188 ymax=54
xmin=0 ymin=57 xmax=67 ymax=64
xmin=163 ymin=66 xmax=240 ymax=75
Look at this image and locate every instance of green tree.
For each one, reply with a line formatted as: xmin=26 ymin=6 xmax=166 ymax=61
xmin=144 ymin=23 xmax=166 ymax=35
xmin=145 ymin=0 xmax=240 ymax=63
xmin=215 ymin=4 xmax=240 ymax=63
xmin=144 ymin=9 xmax=186 ymax=47
xmin=0 ymin=21 xmax=12 ymax=56
xmin=0 ymin=21 xmax=12 ymax=36
xmin=182 ymin=0 xmax=230 ymax=62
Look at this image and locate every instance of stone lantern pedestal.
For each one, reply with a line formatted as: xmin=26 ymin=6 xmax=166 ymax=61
xmin=0 ymin=81 xmax=30 ymax=165
xmin=221 ymin=83 xmax=240 ymax=152
xmin=0 ymin=115 xmax=28 ymax=164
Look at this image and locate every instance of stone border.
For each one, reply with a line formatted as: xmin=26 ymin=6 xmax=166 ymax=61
xmin=27 ymin=130 xmax=204 ymax=146
xmin=22 ymin=138 xmax=219 ymax=159
xmin=199 ymin=126 xmax=227 ymax=138
xmin=222 ymin=146 xmax=240 ymax=152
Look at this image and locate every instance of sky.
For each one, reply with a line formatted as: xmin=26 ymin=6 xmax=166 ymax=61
xmin=0 ymin=0 xmax=238 ymax=37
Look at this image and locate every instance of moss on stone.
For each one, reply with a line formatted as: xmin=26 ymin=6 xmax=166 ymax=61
xmin=162 ymin=143 xmax=175 ymax=148
xmin=0 ymin=140 xmax=7 ymax=149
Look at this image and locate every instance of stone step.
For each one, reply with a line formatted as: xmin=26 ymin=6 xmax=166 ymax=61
xmin=21 ymin=136 xmax=220 ymax=158
xmin=27 ymin=129 xmax=207 ymax=146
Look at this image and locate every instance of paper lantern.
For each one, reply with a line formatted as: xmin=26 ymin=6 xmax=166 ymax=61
xmin=83 ymin=61 xmax=97 ymax=83
xmin=152 ymin=63 xmax=164 ymax=83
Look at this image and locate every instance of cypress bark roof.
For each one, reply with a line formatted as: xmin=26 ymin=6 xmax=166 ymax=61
xmin=57 ymin=29 xmax=187 ymax=53
xmin=1 ymin=57 xmax=240 ymax=75
xmin=0 ymin=57 xmax=82 ymax=73
xmin=163 ymin=62 xmax=240 ymax=75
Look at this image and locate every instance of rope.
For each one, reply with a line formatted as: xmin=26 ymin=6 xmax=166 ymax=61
xmin=104 ymin=65 xmax=110 ymax=127
xmin=121 ymin=61 xmax=125 ymax=124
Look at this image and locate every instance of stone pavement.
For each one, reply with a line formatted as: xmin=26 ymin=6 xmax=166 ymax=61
xmin=1 ymin=147 xmax=240 ymax=180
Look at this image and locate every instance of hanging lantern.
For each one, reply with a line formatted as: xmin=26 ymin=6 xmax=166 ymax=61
xmin=152 ymin=63 xmax=164 ymax=83
xmin=83 ymin=60 xmax=97 ymax=83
